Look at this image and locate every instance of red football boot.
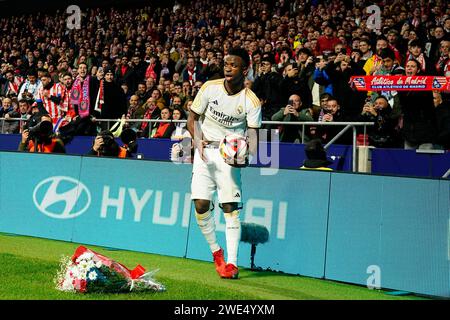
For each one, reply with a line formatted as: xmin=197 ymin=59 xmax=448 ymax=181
xmin=213 ymin=248 xmax=226 ymax=275
xmin=220 ymin=263 xmax=239 ymax=279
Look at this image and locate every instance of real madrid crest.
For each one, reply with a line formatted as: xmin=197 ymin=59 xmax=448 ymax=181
xmin=236 ymin=105 xmax=243 ymax=115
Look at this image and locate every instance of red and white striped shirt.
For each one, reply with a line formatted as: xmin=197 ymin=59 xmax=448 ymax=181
xmin=36 ymin=83 xmax=65 ymax=123
xmin=61 ymin=85 xmax=76 ymax=119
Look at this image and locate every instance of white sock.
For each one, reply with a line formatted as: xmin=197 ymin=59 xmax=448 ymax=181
xmin=224 ymin=210 xmax=241 ymax=266
xmin=195 ymin=210 xmax=220 ymax=253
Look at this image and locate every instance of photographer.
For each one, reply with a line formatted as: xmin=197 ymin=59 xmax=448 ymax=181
xmin=18 ymin=114 xmax=66 ymax=153
xmin=87 ymin=130 xmax=132 ymax=158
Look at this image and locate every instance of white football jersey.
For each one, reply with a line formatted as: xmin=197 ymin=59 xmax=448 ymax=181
xmin=190 ymin=78 xmax=262 ymax=141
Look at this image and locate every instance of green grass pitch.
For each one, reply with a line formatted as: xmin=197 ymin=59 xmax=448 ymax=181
xmin=0 ymin=233 xmax=427 ymax=300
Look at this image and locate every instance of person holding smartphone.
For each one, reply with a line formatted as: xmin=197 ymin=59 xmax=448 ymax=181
xmin=271 ymin=94 xmax=314 ymax=142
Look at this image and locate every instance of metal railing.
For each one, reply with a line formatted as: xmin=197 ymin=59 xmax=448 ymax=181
xmin=261 ymin=121 xmax=374 ymax=171
xmin=1 ymin=117 xmax=373 ymax=172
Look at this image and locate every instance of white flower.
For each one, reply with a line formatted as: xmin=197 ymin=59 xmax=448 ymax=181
xmin=61 ymin=279 xmax=75 ymax=291
xmin=79 ymin=260 xmax=88 ymax=270
xmin=76 ymin=252 xmax=94 ymax=263
xmin=95 ymin=261 xmax=102 ymax=268
xmin=88 ymin=260 xmax=96 ymax=268
xmin=88 ymin=271 xmax=98 ymax=281
xmin=68 ymin=266 xmax=79 ymax=279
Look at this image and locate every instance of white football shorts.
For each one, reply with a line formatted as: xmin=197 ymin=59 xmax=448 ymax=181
xmin=191 ymin=146 xmax=242 ymax=204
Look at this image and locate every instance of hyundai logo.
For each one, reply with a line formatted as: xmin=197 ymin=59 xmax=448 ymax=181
xmin=33 ymin=176 xmax=91 ymax=219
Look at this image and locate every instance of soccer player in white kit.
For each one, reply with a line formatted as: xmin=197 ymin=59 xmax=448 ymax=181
xmin=187 ymin=48 xmax=262 ymax=279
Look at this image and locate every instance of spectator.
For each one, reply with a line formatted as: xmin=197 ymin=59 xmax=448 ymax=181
xmin=202 ymin=54 xmax=224 ymax=81
xmin=68 ymin=62 xmax=100 ymax=136
xmin=0 ymin=0 xmax=447 ymax=149
xmin=17 ymin=69 xmax=41 ymax=102
xmin=358 ymin=39 xmax=374 ymax=64
xmin=294 ymin=48 xmax=315 ymax=107
xmin=398 ymin=59 xmax=437 ymax=150
xmin=324 ymin=52 xmax=366 ymax=120
xmin=317 ymin=21 xmax=341 ymax=55
xmin=182 ymin=56 xmax=205 ymax=86
xmin=281 ymin=60 xmax=314 ymax=111
xmin=313 ymin=55 xmax=333 ymax=101
xmin=435 ymin=37 xmax=450 ymax=76
xmin=131 ymin=54 xmax=148 ymax=84
xmin=405 ymin=40 xmax=435 ymax=74
xmin=150 ymin=106 xmax=175 ymax=139
xmin=358 ymin=95 xmax=402 ymax=148
xmin=364 ymin=37 xmax=389 ymax=75
xmin=137 ymin=96 xmax=161 ymax=138
xmin=170 ymin=106 xmax=190 ymax=141
xmin=427 ymin=26 xmax=447 ymax=65
xmin=271 ymin=94 xmax=314 ymax=143
xmin=98 ymin=67 xmax=128 ymax=126
xmin=316 ymin=96 xmax=351 ymax=144
xmin=1 ymin=97 xmax=20 ymax=133
xmin=253 ymin=52 xmax=283 ymax=121
xmin=60 ymin=72 xmax=76 ymax=120
xmin=0 ymin=97 xmax=14 ymax=118
xmin=432 ymin=91 xmax=450 ymax=150
xmin=135 ymin=82 xmax=150 ymax=104
xmin=35 ymin=71 xmax=64 ymax=124
xmin=145 ymin=55 xmax=162 ymax=83
xmin=3 ymin=99 xmax=31 ymax=134
xmin=0 ymin=69 xmax=23 ymax=97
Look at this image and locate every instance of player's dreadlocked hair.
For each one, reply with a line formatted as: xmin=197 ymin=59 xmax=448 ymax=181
xmin=228 ymin=47 xmax=250 ymax=69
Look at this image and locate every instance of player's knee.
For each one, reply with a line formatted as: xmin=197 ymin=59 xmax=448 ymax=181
xmin=221 ymin=202 xmax=239 ymax=214
xmin=194 ymin=200 xmax=210 ymax=214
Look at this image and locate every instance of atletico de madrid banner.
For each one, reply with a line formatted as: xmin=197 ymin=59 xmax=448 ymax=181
xmin=350 ymin=76 xmax=450 ymax=91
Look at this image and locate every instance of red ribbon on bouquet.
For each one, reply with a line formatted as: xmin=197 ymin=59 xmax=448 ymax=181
xmin=350 ymin=76 xmax=450 ymax=91
xmin=72 ymin=246 xmax=146 ymax=280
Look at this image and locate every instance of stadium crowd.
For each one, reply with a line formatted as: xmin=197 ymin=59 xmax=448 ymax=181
xmin=0 ymin=0 xmax=449 ymax=150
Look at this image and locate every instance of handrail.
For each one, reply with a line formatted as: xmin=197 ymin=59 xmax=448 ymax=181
xmin=0 ymin=117 xmax=374 ymax=126
xmin=442 ymin=168 xmax=450 ymax=179
xmin=0 ymin=117 xmax=374 ymax=172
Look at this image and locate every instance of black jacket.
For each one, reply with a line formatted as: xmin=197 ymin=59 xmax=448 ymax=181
xmin=280 ymin=75 xmax=313 ymax=110
xmin=253 ymin=71 xmax=283 ymax=120
xmin=435 ymin=100 xmax=450 ymax=149
xmin=325 ymin=61 xmax=367 ymax=121
xmin=357 ymin=107 xmax=402 ymax=148
xmin=398 ymin=90 xmax=437 ymax=144
xmin=100 ymin=81 xmax=128 ymax=120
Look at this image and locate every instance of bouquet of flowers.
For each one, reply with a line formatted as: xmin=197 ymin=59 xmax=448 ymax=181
xmin=54 ymin=246 xmax=166 ymax=293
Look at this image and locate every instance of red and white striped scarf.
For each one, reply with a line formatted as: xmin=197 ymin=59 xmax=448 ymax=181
xmin=37 ymin=82 xmax=63 ymax=123
xmin=187 ymin=67 xmax=196 ymax=86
